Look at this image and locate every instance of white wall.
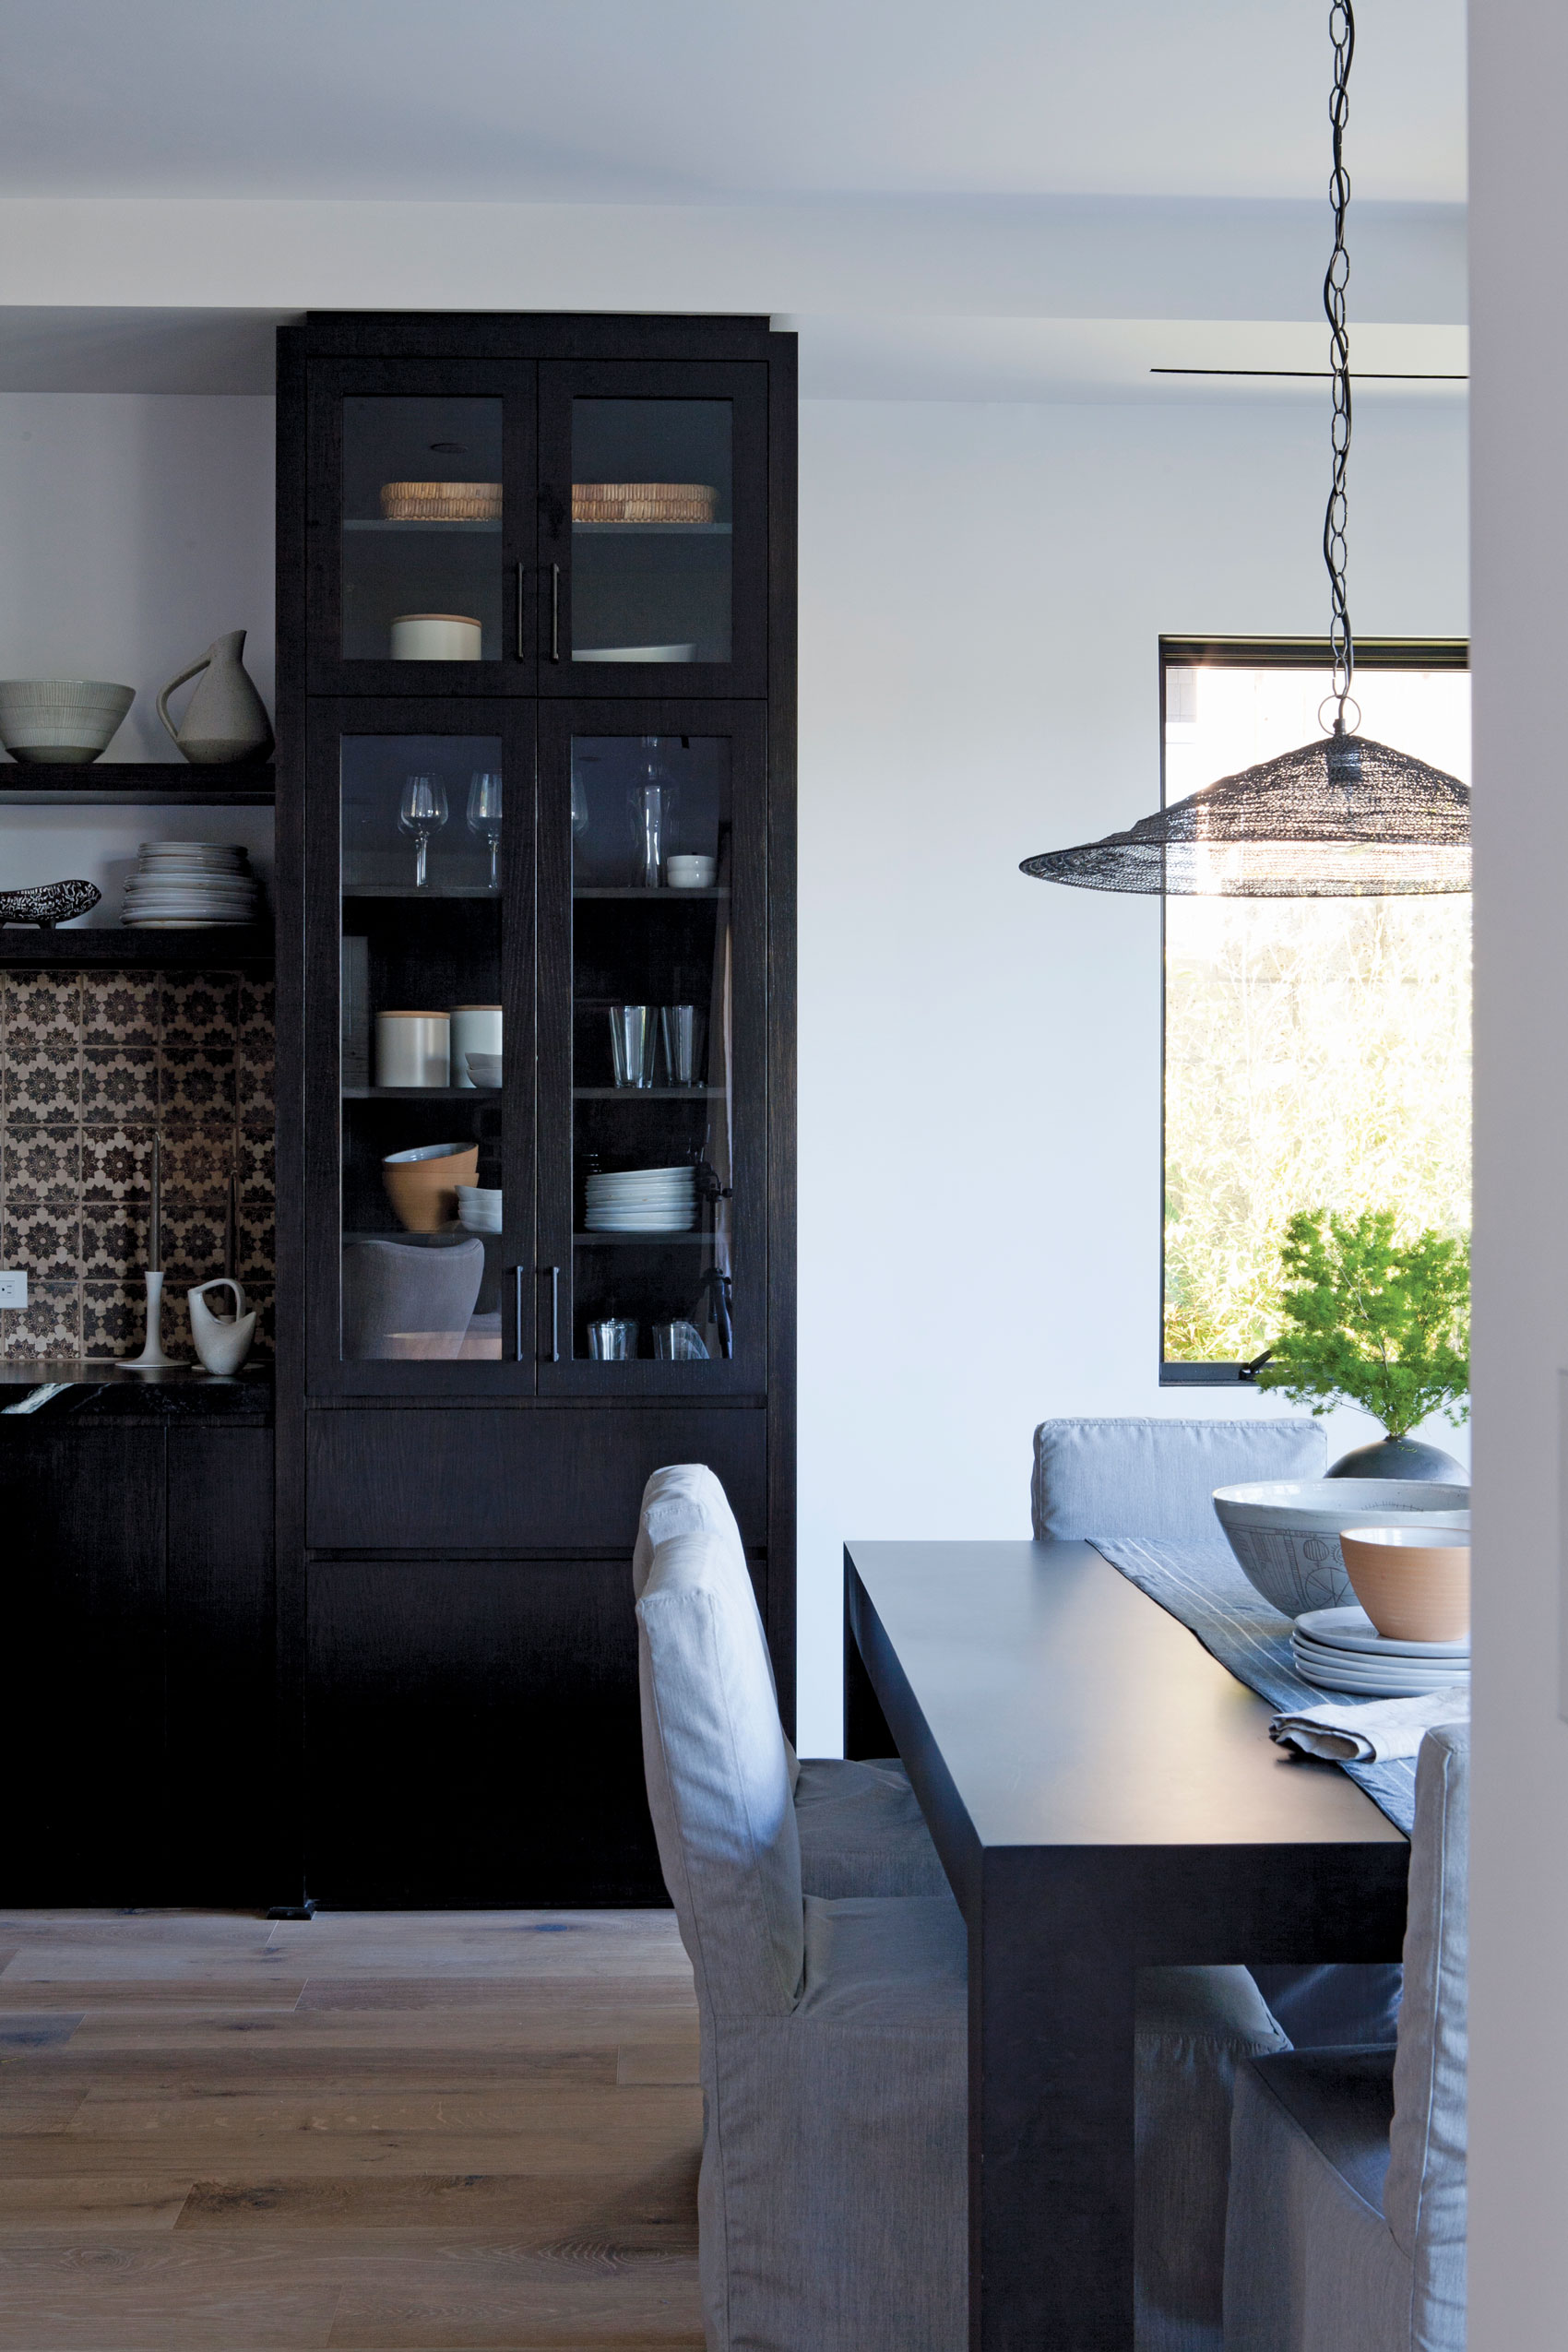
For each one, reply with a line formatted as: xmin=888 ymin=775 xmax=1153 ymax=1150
xmin=1467 ymin=1 xmax=1568 ymax=2335
xmin=795 ymin=392 xmax=1469 ymax=1747
xmin=0 ymin=393 xmax=276 ymax=913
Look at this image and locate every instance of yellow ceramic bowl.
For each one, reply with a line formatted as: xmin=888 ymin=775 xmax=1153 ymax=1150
xmin=1339 ymin=1526 xmax=1471 ymax=1644
xmin=381 ymin=1141 xmax=479 ymax=1232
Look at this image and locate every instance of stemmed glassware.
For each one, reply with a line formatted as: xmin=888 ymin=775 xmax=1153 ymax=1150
xmin=398 ymin=774 xmax=448 ymax=889
xmin=466 ymin=770 xmax=503 ymax=890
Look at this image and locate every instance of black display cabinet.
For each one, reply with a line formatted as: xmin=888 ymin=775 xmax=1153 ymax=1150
xmin=274 ymin=312 xmax=796 ymax=1904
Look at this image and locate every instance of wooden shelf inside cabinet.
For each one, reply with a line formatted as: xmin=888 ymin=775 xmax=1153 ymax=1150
xmin=0 ymin=925 xmax=274 ymax=966
xmin=574 ymin=1086 xmax=726 ymax=1100
xmin=573 ymin=523 xmax=732 ymax=538
xmin=342 ymin=885 xmax=502 ymax=900
xmin=575 ymin=1230 xmax=715 ymax=1247
xmin=0 ymin=762 xmax=275 ymax=807
xmin=342 ymin=1086 xmax=501 ymax=1100
xmin=574 ymin=886 xmax=729 ymax=901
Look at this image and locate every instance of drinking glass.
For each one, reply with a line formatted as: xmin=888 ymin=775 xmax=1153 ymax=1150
xmin=398 ymin=774 xmax=448 ymax=888
xmin=659 ymin=1004 xmax=707 ymax=1088
xmin=654 ymin=1319 xmax=710 ymax=1360
xmin=466 ymin=771 xmax=503 ymax=889
xmin=570 ymin=756 xmax=591 ymax=837
xmin=608 ymin=1004 xmax=657 ymax=1088
xmin=588 ymin=1318 xmax=638 ymax=1360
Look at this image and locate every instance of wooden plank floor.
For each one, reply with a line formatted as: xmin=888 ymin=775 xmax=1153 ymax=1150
xmin=0 ymin=1908 xmax=703 ymax=2349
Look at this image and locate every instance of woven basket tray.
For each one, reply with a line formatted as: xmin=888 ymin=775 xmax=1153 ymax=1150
xmin=573 ymin=481 xmax=717 ymax=526
xmin=380 ymin=481 xmax=502 ymax=522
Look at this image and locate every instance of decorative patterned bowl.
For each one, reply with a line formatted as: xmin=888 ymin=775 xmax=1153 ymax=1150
xmin=0 ymin=680 xmax=135 ymax=764
xmin=1211 ymin=1479 xmax=1472 ymax=1619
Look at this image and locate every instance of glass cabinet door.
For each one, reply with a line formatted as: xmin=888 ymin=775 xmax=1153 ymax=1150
xmin=342 ymin=397 xmax=503 ymax=662
xmin=538 ymin=706 xmax=766 ymax=1391
xmin=307 ymin=362 xmax=533 ymax=697
xmin=539 ymin=363 xmax=767 ymax=697
xmin=308 ymin=709 xmax=535 ymax=1390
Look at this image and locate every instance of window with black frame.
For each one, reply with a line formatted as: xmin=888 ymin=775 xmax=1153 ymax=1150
xmin=1160 ymin=639 xmax=1471 ymax=1382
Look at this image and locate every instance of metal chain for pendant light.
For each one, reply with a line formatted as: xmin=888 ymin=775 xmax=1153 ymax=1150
xmin=1324 ymin=0 xmax=1355 ymax=723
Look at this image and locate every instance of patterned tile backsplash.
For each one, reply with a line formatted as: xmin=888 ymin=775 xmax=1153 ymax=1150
xmin=0 ymin=968 xmax=274 ymax=1363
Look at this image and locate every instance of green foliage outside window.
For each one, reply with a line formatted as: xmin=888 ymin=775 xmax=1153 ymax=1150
xmin=1163 ymin=894 xmax=1470 ymax=1361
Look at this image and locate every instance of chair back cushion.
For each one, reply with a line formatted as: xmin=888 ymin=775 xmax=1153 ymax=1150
xmin=1031 ymin=1416 xmax=1327 ymax=1540
xmin=1386 ymin=1721 xmax=1468 ymax=2340
xmin=637 ymin=1526 xmax=803 ymax=2017
xmin=635 ymin=1464 xmax=799 ymax=1789
xmin=341 ymin=1236 xmax=485 ymax=1361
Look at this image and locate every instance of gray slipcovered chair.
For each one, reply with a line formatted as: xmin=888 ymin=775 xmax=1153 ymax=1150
xmin=341 ymin=1235 xmax=485 ymax=1360
xmin=1223 ymin=1724 xmax=1468 ymax=2351
xmin=636 ymin=1519 xmax=968 ymax=2352
xmin=1031 ymin=1414 xmax=1327 ymax=1543
xmin=635 ymin=1464 xmax=947 ymax=1898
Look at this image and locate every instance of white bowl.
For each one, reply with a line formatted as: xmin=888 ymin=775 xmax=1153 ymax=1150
xmin=667 ymin=855 xmax=718 ymax=888
xmin=0 ymin=679 xmax=135 ymax=764
xmin=465 ymin=1051 xmax=503 ymax=1087
xmin=1211 ymin=1479 xmax=1472 ymax=1618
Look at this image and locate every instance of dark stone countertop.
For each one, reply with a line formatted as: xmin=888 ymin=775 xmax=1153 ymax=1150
xmin=0 ymin=1361 xmax=274 ymax=1422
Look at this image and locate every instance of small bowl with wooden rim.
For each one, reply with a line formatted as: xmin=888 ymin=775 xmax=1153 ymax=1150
xmin=1338 ymin=1526 xmax=1472 ymax=1644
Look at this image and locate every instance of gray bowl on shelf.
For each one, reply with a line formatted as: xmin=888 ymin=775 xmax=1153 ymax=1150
xmin=1211 ymin=1479 xmax=1472 ymax=1619
xmin=0 ymin=680 xmax=136 ymax=764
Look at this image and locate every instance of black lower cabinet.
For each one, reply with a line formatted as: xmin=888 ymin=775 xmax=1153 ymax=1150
xmin=2 ymin=1419 xmax=275 ymax=1903
xmin=305 ymin=1555 xmax=667 ymax=1907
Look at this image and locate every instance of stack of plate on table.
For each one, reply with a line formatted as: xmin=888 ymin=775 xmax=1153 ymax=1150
xmin=583 ymin=1164 xmax=695 ymax=1233
xmin=123 ymin=843 xmax=261 ymax=928
xmin=1291 ymin=1605 xmax=1470 ymax=1698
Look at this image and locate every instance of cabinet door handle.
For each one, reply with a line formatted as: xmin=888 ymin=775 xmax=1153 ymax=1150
xmin=542 ymin=1265 xmax=561 ymax=1361
xmin=516 ymin=562 xmax=525 ymax=661
xmin=550 ymin=563 xmax=561 ymax=663
xmin=514 ymin=1265 xmax=524 ymax=1360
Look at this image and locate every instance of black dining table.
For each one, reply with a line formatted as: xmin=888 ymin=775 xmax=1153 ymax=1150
xmin=843 ymin=1538 xmax=1410 ymax=2352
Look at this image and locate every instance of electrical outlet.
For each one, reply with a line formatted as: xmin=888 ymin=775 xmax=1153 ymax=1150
xmin=0 ymin=1270 xmax=28 ymax=1309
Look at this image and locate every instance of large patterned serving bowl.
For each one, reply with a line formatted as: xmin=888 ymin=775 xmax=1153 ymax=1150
xmin=1211 ymin=1479 xmax=1472 ymax=1619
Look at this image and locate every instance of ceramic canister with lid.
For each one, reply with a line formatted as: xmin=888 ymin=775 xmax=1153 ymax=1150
xmin=450 ymin=1004 xmax=502 ymax=1087
xmin=375 ymin=1010 xmax=450 ymax=1087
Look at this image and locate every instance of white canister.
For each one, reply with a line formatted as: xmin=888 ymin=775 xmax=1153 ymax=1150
xmin=375 ymin=1009 xmax=450 ymax=1087
xmin=390 ymin=612 xmax=482 ymax=661
xmin=450 ymin=1004 xmax=503 ymax=1088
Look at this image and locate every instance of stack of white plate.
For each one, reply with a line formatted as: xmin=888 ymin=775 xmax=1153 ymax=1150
xmin=456 ymin=1184 xmax=501 ymax=1234
xmin=123 ymin=842 xmax=261 ymax=928
xmin=584 ymin=1164 xmax=696 ymax=1232
xmin=1291 ymin=1605 xmax=1471 ymax=1698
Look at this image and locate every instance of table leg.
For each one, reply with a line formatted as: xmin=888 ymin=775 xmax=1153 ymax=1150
xmin=843 ymin=1545 xmax=897 ymax=1758
xmin=973 ymin=1850 xmax=1137 ymax=2350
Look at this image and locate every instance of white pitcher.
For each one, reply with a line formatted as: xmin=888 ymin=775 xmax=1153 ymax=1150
xmin=158 ymin=630 xmax=274 ymax=766
xmin=187 ymin=1277 xmax=256 ymax=1375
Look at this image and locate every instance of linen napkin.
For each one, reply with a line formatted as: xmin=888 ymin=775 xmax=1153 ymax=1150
xmin=1269 ymin=1686 xmax=1470 ymax=1764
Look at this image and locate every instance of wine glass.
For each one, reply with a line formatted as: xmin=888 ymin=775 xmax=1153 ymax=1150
xmin=398 ymin=775 xmax=448 ymax=889
xmin=467 ymin=771 xmax=503 ymax=890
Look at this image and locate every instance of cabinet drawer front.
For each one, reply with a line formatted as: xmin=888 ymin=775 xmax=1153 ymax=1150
xmin=307 ymin=1405 xmax=766 ymax=1550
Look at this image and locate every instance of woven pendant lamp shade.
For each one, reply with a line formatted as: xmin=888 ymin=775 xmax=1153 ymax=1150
xmin=1020 ymin=729 xmax=1470 ymax=898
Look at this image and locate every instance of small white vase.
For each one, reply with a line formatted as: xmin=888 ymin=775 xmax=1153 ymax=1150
xmin=188 ymin=1277 xmax=256 ymax=1375
xmin=158 ymin=630 xmax=274 ymax=766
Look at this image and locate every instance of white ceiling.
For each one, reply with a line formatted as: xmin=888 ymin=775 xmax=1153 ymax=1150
xmin=0 ymin=0 xmax=1467 ymax=206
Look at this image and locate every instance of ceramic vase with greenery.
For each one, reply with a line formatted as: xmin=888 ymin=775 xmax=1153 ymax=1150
xmin=1253 ymin=1206 xmax=1470 ymax=1480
